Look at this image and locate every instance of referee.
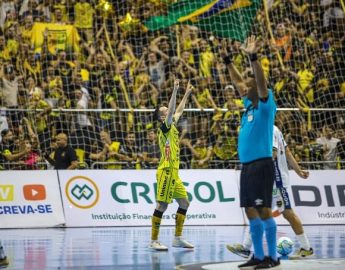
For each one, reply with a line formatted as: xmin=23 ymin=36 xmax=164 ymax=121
xmin=224 ymin=36 xmax=279 ymax=269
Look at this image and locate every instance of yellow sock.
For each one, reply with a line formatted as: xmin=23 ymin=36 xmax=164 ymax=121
xmin=151 ymin=215 xmax=162 ymax=241
xmin=175 ymin=212 xmax=186 ymax=237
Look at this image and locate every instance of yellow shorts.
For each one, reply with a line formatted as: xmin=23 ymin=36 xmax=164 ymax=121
xmin=156 ymin=168 xmax=187 ymax=203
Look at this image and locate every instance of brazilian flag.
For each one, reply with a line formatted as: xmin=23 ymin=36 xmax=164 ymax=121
xmin=144 ymin=0 xmax=261 ymax=42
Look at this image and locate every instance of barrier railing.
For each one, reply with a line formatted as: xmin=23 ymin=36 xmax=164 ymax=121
xmin=1 ymin=108 xmax=344 ymax=170
xmin=90 ymin=161 xmax=188 ymax=169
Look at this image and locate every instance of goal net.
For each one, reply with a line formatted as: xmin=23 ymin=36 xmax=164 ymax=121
xmin=0 ymin=0 xmax=344 ymax=170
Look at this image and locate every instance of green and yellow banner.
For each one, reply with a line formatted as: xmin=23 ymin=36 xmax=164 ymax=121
xmin=144 ymin=0 xmax=261 ymax=42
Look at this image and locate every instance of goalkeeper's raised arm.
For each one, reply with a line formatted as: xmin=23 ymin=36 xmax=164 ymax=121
xmin=174 ymin=80 xmax=194 ymax=123
xmin=165 ymin=78 xmax=180 ymax=126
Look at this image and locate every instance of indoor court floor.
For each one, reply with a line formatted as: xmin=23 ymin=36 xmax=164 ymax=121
xmin=1 ymin=225 xmax=345 ymax=270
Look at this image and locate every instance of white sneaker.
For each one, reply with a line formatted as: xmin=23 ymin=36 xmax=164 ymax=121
xmin=172 ymin=237 xmax=194 ymax=248
xmin=289 ymin=247 xmax=314 ymax=259
xmin=149 ymin=241 xmax=168 ymax=251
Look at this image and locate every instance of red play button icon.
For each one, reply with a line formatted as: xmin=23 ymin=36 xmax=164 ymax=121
xmin=23 ymin=185 xmax=46 ymax=201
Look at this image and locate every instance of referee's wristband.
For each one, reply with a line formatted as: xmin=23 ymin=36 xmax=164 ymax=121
xmin=249 ymin=53 xmax=258 ymax=62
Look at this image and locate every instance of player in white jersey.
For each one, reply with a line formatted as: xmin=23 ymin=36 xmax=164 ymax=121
xmin=227 ymin=125 xmax=314 ymax=259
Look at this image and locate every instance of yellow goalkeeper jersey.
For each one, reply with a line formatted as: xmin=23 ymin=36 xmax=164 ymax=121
xmin=157 ymin=120 xmax=180 ymax=170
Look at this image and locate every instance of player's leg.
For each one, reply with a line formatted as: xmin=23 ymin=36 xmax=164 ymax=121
xmin=173 ymin=172 xmax=194 ymax=248
xmin=0 ymin=240 xmax=9 ymax=267
xmin=237 ymin=207 xmax=267 ymax=269
xmin=174 ymin=198 xmax=189 ymax=239
xmin=149 ymin=169 xmax=173 ymax=251
xmin=282 ymin=209 xmax=313 ymax=257
xmin=242 ymin=226 xmax=253 ymax=251
xmin=276 ymin=185 xmax=313 ymax=258
xmin=238 ymin=163 xmax=266 ymax=269
xmin=150 ymin=201 xmax=169 ymax=251
xmin=173 ymin=198 xmax=194 ymax=248
xmin=226 ymin=227 xmax=252 ymax=258
xmin=228 ymin=185 xmax=264 ymax=258
xmin=255 ymin=159 xmax=280 ymax=269
xmin=258 ymin=207 xmax=281 ymax=269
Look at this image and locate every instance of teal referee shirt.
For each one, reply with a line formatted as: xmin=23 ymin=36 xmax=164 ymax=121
xmin=238 ymin=89 xmax=276 ymax=163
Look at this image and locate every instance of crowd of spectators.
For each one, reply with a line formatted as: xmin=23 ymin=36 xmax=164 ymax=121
xmin=0 ymin=0 xmax=344 ymax=170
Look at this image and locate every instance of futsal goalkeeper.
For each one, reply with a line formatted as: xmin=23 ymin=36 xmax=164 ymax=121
xmin=149 ymin=78 xmax=194 ymax=251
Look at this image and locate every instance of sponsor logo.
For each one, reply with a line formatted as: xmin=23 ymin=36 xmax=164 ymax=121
xmin=292 ymin=185 xmax=345 ymax=207
xmin=66 ymin=176 xmax=99 ymax=209
xmin=0 ymin=204 xmax=53 ymax=215
xmin=272 ymin=188 xmax=278 ymax=196
xmin=255 ymin=198 xmax=263 ymax=206
xmin=0 ymin=185 xmax=14 ymax=201
xmin=111 ymin=181 xmax=235 ymax=204
xmin=160 ymin=176 xmax=168 ymax=197
xmin=23 ymin=185 xmax=46 ymax=201
xmin=280 ymin=186 xmax=291 ymax=208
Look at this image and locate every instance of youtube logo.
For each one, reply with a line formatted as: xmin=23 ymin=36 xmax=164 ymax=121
xmin=23 ymin=185 xmax=46 ymax=201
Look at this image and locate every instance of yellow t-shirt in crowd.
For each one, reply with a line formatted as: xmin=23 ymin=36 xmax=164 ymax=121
xmin=133 ymin=73 xmax=150 ymax=94
xmin=274 ymin=78 xmax=287 ymax=95
xmin=213 ymin=135 xmax=237 ymax=160
xmin=74 ymin=3 xmax=95 ymax=29
xmin=21 ymin=27 xmax=33 ymax=45
xmin=233 ymin=53 xmax=245 ymax=73
xmin=48 ymin=77 xmax=63 ymax=94
xmin=24 ymin=60 xmax=41 ymax=82
xmin=100 ymin=93 xmax=116 ymax=120
xmin=105 ymin=141 xmax=121 ymax=169
xmin=341 ymin=82 xmax=345 ymax=94
xmin=223 ymin=109 xmax=241 ymax=123
xmin=80 ymin=68 xmax=89 ymax=81
xmin=195 ymin=88 xmax=213 ymax=108
xmin=0 ymin=48 xmax=10 ymax=61
xmin=199 ymin=51 xmax=214 ymax=78
xmin=297 ymin=69 xmax=314 ymax=103
xmin=31 ymin=23 xmax=80 ymax=54
xmin=261 ymin=57 xmax=270 ymax=79
xmin=191 ymin=146 xmax=211 ymax=169
xmin=182 ymin=38 xmax=195 ymax=64
xmin=29 ymin=100 xmax=50 ymax=133
xmin=6 ymin=39 xmax=19 ymax=57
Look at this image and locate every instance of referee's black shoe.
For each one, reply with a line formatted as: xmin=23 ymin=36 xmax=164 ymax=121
xmin=238 ymin=255 xmax=264 ymax=269
xmin=254 ymin=257 xmax=281 ymax=269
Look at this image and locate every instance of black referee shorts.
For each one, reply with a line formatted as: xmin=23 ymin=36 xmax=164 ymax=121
xmin=240 ymin=157 xmax=275 ymax=208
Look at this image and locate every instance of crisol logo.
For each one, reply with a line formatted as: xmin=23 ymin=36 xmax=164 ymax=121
xmin=65 ymin=176 xmax=99 ymax=209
